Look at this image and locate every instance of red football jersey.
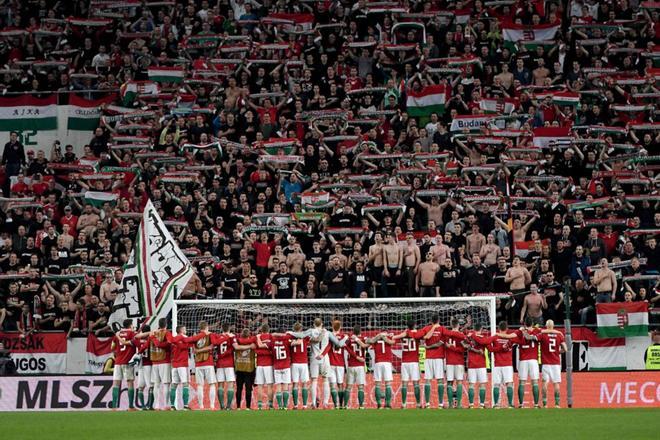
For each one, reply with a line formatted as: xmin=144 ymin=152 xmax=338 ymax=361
xmin=466 ymin=332 xmax=494 ymax=369
xmin=400 ymin=328 xmax=427 ymax=363
xmin=444 ymin=330 xmax=466 ymax=366
xmin=255 ymin=333 xmax=274 ymax=367
xmin=490 ymin=333 xmax=514 ymax=368
xmin=347 ymin=336 xmax=367 ymax=368
xmin=291 ymin=337 xmax=309 ymax=364
xmin=327 ymin=333 xmax=348 ymax=367
xmin=372 ymin=334 xmax=394 ymax=364
xmin=211 ymin=334 xmax=236 ymax=368
xmin=539 ymin=331 xmax=564 ymax=365
xmin=138 ymin=339 xmax=152 ymax=366
xmin=516 ymin=328 xmax=541 ymax=361
xmin=113 ymin=329 xmax=136 ymax=365
xmin=271 ymin=334 xmax=294 ymax=370
xmin=424 ymin=325 xmax=447 ymax=359
xmin=168 ymin=333 xmax=205 ymax=368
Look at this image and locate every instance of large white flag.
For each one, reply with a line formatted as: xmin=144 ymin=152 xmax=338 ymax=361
xmin=109 ymin=200 xmax=194 ymax=331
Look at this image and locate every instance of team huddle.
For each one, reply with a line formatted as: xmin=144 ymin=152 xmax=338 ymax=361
xmin=110 ymin=315 xmax=566 ymax=411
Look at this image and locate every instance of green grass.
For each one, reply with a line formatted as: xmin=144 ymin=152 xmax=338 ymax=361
xmin=0 ymin=409 xmax=657 ymax=440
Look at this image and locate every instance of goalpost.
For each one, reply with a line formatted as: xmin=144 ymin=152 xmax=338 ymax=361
xmin=172 ymin=297 xmax=497 ymax=408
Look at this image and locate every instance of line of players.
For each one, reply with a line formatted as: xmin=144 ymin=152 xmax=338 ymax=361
xmin=110 ymin=315 xmax=566 ymax=410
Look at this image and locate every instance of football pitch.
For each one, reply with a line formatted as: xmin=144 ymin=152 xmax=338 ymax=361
xmin=1 ymin=409 xmax=657 ymax=440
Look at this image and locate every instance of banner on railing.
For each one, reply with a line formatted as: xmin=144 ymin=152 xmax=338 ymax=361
xmin=0 ymin=332 xmax=67 ymax=374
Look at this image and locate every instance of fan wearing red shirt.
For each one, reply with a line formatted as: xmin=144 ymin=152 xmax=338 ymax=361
xmin=466 ymin=323 xmax=494 ymax=409
xmin=366 ymin=331 xmax=395 ymax=409
xmin=290 ymin=322 xmax=311 ymax=409
xmin=255 ymin=324 xmax=275 ymax=409
xmin=538 ymin=320 xmax=567 ymax=408
xmin=259 ymin=331 xmax=300 ymax=410
xmin=423 ymin=315 xmax=448 ymax=408
xmin=516 ymin=317 xmax=542 ymax=408
xmin=111 ymin=318 xmax=137 ymax=410
xmin=157 ymin=325 xmax=207 ymax=410
xmin=393 ymin=320 xmax=437 ymax=409
xmin=211 ymin=323 xmax=253 ymax=410
xmin=445 ymin=318 xmax=467 ymax=408
xmin=489 ymin=321 xmax=518 ymax=408
xmin=346 ymin=325 xmax=369 ymax=409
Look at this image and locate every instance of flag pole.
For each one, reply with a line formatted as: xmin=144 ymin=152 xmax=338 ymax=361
xmin=563 ymin=280 xmax=573 ymax=408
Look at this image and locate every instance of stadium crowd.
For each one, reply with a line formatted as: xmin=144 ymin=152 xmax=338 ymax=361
xmin=0 ymin=0 xmax=659 ymax=339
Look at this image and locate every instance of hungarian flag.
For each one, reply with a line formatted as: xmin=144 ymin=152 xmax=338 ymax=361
xmin=502 ymin=22 xmax=561 ymax=49
xmin=120 ymin=81 xmax=160 ymax=106
xmin=596 ymin=302 xmax=649 ymax=338
xmin=532 ymin=126 xmax=572 ymax=148
xmin=406 ymin=85 xmax=448 ymax=117
xmin=67 ymin=94 xmax=116 ymax=132
xmin=301 ymin=191 xmax=330 ymax=206
xmin=450 ymin=114 xmax=491 ymax=132
xmin=586 ymin=333 xmax=626 ymax=371
xmin=148 ymin=66 xmax=185 ymax=84
xmin=479 ymin=98 xmax=517 ymax=114
xmin=264 ymin=13 xmax=314 ymax=30
xmin=85 ymin=334 xmax=114 ymax=373
xmin=84 ymin=191 xmax=119 ymax=207
xmin=551 ymin=91 xmax=580 ymax=107
xmin=0 ymin=95 xmax=57 ymax=131
xmin=514 ymin=238 xmax=550 ymax=258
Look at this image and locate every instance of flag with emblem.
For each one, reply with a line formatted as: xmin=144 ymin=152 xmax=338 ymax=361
xmin=502 ymin=22 xmax=561 ymax=50
xmin=596 ymin=302 xmax=649 ymax=337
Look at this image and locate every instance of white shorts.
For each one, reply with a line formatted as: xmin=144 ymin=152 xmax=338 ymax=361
xmin=255 ymin=366 xmax=274 ymax=385
xmin=216 ymin=367 xmax=236 ymax=383
xmin=373 ymin=362 xmax=393 ymax=382
xmin=346 ymin=366 xmax=366 ymax=386
xmin=424 ymin=358 xmax=444 ymax=380
xmin=493 ymin=366 xmax=514 ymax=385
xmin=138 ymin=365 xmax=152 ymax=388
xmin=291 ymin=363 xmax=310 ymax=383
xmin=195 ymin=366 xmax=217 ymax=385
xmin=518 ymin=359 xmax=540 ymax=381
xmin=446 ymin=364 xmax=464 ymax=382
xmin=401 ymin=362 xmax=420 ymax=382
xmin=329 ymin=366 xmax=345 ymax=384
xmin=310 ymin=357 xmax=330 ymax=379
xmin=542 ymin=364 xmax=561 ymax=383
xmin=172 ymin=366 xmax=189 ymax=384
xmin=113 ymin=364 xmax=135 ymax=381
xmin=152 ymin=363 xmax=171 ymax=385
xmin=274 ymin=368 xmax=292 ymax=385
xmin=467 ymin=368 xmax=488 ymax=384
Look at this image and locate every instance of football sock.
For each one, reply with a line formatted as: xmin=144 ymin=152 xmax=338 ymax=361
xmin=128 ymin=388 xmax=134 ymax=409
xmin=468 ymin=387 xmax=475 ymax=405
xmin=447 ymin=385 xmax=454 ymax=407
xmin=414 ymin=384 xmax=421 ymax=405
xmin=338 ymin=388 xmax=344 ymax=407
xmin=438 ymin=384 xmax=444 ymax=405
xmin=112 ymin=386 xmax=120 ymax=409
xmin=375 ymin=386 xmax=382 ymax=407
xmin=197 ymin=385 xmax=204 ymax=408
xmin=323 ymin=381 xmax=330 ymax=406
xmin=506 ymin=385 xmax=513 ymax=407
xmin=292 ymin=387 xmax=299 ymax=406
xmin=170 ymin=387 xmax=176 ymax=407
xmin=401 ymin=386 xmax=407 ymax=406
xmin=311 ymin=382 xmax=317 ymax=407
xmin=518 ymin=384 xmax=525 ymax=406
xmin=283 ymin=391 xmax=289 ymax=408
xmin=226 ymin=389 xmax=234 ymax=409
xmin=330 ymin=389 xmax=338 ymax=408
xmin=424 ymin=383 xmax=431 ymax=404
xmin=385 ymin=385 xmax=392 ymax=407
xmin=276 ymin=392 xmax=282 ymax=408
xmin=532 ymin=384 xmax=539 ymax=405
xmin=493 ymin=387 xmax=500 ymax=406
xmin=218 ymin=387 xmax=225 ymax=409
xmin=258 ymin=399 xmax=263 ymax=410
xmin=302 ymin=388 xmax=309 ymax=406
xmin=456 ymin=384 xmax=463 ymax=408
xmin=147 ymin=389 xmax=154 ymax=409
xmin=343 ymin=389 xmax=350 ymax=407
xmin=358 ymin=389 xmax=364 ymax=407
xmin=479 ymin=388 xmax=486 ymax=406
xmin=209 ymin=384 xmax=217 ymax=409
xmin=138 ymin=390 xmax=145 ymax=408
xmin=182 ymin=386 xmax=190 ymax=407
xmin=554 ymin=390 xmax=560 ymax=406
